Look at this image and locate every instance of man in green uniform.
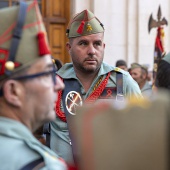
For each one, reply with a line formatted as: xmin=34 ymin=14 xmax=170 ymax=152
xmin=50 ymin=9 xmax=142 ymax=166
xmin=0 ymin=1 xmax=66 ymax=169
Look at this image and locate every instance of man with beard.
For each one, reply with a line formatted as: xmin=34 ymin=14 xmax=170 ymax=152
xmin=50 ymin=9 xmax=142 ymax=166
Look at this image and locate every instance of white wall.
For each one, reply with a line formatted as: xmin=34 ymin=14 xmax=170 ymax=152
xmin=72 ymin=0 xmax=170 ymax=71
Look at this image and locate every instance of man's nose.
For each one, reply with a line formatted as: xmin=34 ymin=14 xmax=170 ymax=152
xmin=54 ymin=75 xmax=65 ymax=91
xmin=87 ymin=44 xmax=96 ymax=55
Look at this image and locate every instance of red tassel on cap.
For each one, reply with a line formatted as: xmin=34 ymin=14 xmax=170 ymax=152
xmin=37 ymin=32 xmax=50 ymax=56
xmin=77 ymin=21 xmax=85 ymax=34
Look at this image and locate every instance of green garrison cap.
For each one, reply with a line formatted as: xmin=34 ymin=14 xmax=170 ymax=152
xmin=162 ymin=52 xmax=170 ymax=64
xmin=66 ymin=9 xmax=104 ymax=38
xmin=0 ymin=0 xmax=50 ymax=80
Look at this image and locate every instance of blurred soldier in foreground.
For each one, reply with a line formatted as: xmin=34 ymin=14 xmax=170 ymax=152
xmin=68 ymin=53 xmax=170 ymax=170
xmin=69 ymin=91 xmax=170 ymax=170
xmin=0 ymin=1 xmax=66 ymax=169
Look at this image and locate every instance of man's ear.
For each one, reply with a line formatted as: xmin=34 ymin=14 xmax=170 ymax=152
xmin=66 ymin=42 xmax=71 ymax=51
xmin=3 ymin=80 xmax=23 ymax=107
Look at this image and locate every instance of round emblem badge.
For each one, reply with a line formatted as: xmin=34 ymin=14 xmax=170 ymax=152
xmin=65 ymin=91 xmax=83 ymax=115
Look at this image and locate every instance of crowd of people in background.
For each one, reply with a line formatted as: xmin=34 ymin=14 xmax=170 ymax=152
xmin=115 ymin=59 xmax=154 ymax=98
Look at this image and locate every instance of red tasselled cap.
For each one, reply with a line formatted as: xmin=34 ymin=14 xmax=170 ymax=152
xmin=66 ymin=9 xmax=104 ymax=38
xmin=76 ymin=10 xmax=88 ymax=34
xmin=77 ymin=20 xmax=85 ymax=34
xmin=37 ymin=31 xmax=50 ymax=56
xmin=35 ymin=1 xmax=50 ymax=56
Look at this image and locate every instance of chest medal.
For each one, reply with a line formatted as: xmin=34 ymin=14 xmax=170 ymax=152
xmin=65 ymin=91 xmax=83 ymax=115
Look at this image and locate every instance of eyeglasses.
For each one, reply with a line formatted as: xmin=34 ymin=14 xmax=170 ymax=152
xmin=0 ymin=68 xmax=57 ymax=96
xmin=13 ymin=69 xmax=57 ymax=84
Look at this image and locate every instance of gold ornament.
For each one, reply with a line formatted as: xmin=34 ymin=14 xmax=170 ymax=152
xmin=5 ymin=61 xmax=15 ymax=71
xmin=87 ymin=23 xmax=92 ymax=32
xmin=114 ymin=67 xmax=121 ymax=72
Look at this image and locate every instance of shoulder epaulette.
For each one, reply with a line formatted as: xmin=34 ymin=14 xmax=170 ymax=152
xmin=113 ymin=67 xmax=128 ymax=75
xmin=114 ymin=67 xmax=122 ymax=72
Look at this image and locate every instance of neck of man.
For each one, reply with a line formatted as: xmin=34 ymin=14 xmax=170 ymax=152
xmin=76 ymin=70 xmax=99 ymax=93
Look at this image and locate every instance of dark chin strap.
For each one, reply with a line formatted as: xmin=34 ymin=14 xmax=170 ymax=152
xmin=5 ymin=1 xmax=28 ymax=76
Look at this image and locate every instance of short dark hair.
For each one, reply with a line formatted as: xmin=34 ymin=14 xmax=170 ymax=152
xmin=116 ymin=60 xmax=127 ymax=67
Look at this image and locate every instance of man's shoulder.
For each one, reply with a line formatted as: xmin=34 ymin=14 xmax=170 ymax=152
xmin=0 ymin=133 xmax=40 ymax=155
xmin=0 ymin=131 xmax=66 ymax=170
xmin=58 ymin=63 xmax=76 ymax=78
xmin=112 ymin=67 xmax=129 ymax=76
xmin=58 ymin=63 xmax=73 ymax=72
xmin=0 ymin=135 xmax=40 ymax=169
xmin=102 ymin=62 xmax=129 ymax=76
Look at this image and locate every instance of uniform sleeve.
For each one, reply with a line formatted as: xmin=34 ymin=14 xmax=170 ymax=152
xmin=123 ymin=72 xmax=143 ymax=99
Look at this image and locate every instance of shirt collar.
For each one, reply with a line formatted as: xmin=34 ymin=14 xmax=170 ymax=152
xmin=58 ymin=62 xmax=115 ymax=79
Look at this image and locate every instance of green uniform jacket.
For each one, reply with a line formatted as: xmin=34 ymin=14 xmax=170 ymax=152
xmin=0 ymin=117 xmax=67 ymax=170
xmin=50 ymin=62 xmax=142 ymax=165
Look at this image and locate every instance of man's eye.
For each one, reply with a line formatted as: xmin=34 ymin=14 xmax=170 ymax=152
xmin=44 ymin=70 xmax=54 ymax=77
xmin=95 ymin=42 xmax=101 ymax=46
xmin=43 ymin=72 xmax=51 ymax=78
xmin=79 ymin=41 xmax=87 ymax=46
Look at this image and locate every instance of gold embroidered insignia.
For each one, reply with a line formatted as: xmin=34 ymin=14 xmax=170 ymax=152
xmin=87 ymin=23 xmax=92 ymax=32
xmin=114 ymin=67 xmax=121 ymax=72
